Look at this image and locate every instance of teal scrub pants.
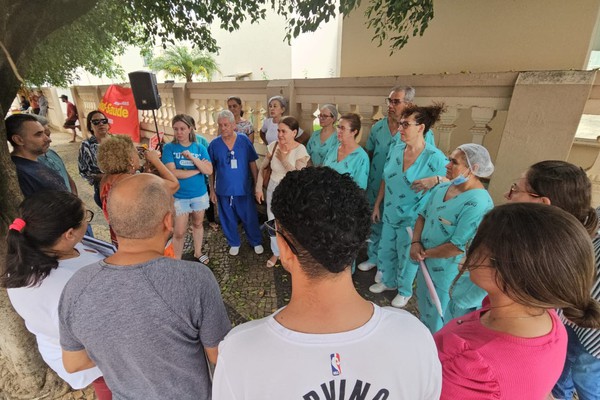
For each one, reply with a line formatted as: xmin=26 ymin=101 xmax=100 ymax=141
xmin=378 ymin=221 xmax=418 ymax=297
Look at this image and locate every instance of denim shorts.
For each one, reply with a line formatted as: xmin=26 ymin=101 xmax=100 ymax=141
xmin=174 ymin=194 xmax=210 ymax=216
xmin=552 ymin=324 xmax=600 ymax=400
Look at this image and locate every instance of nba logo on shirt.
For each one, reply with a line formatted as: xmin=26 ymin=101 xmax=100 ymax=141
xmin=330 ymin=353 xmax=342 ymax=376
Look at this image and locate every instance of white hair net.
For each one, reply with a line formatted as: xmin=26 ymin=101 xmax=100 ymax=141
xmin=457 ymin=143 xmax=494 ymax=178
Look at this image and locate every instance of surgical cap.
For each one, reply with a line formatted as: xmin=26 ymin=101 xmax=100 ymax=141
xmin=457 ymin=143 xmax=494 ymax=178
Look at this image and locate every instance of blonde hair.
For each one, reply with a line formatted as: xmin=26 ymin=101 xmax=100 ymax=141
xmin=98 ymin=135 xmax=135 ymax=174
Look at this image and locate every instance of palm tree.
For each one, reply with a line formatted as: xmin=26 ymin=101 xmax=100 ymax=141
xmin=148 ymin=45 xmax=220 ymax=82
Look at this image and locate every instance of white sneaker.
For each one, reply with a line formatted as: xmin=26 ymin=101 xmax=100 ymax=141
xmin=357 ymin=261 xmax=376 ymax=272
xmin=391 ymin=294 xmax=412 ymax=308
xmin=374 ymin=270 xmax=383 ymax=284
xmin=229 ymin=246 xmax=240 ymax=256
xmin=369 ymin=282 xmax=397 ymax=294
xmin=254 ymin=245 xmax=264 ymax=255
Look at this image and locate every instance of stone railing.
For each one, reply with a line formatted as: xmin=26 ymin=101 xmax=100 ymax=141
xmin=61 ymin=70 xmax=600 ymax=204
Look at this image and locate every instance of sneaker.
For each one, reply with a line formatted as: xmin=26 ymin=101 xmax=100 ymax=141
xmin=229 ymin=246 xmax=240 ymax=256
xmin=374 ymin=270 xmax=383 ymax=284
xmin=391 ymin=294 xmax=412 ymax=308
xmin=369 ymin=282 xmax=397 ymax=294
xmin=357 ymin=261 xmax=376 ymax=272
xmin=254 ymin=245 xmax=264 ymax=255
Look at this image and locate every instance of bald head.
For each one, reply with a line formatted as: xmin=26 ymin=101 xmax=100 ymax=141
xmin=107 ymin=174 xmax=173 ymax=239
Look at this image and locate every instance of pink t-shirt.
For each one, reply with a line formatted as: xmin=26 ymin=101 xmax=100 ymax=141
xmin=434 ymin=306 xmax=567 ymax=400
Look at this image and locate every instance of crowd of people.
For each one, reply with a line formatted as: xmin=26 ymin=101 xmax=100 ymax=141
xmin=3 ymin=85 xmax=600 ymax=399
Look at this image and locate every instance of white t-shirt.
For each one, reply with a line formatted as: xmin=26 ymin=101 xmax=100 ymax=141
xmin=213 ymin=304 xmax=442 ymax=399
xmin=261 ymin=118 xmax=304 ymax=145
xmin=7 ymin=243 xmax=105 ymax=389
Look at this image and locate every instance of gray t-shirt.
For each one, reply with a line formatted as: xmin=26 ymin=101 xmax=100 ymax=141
xmin=59 ymin=257 xmax=231 ymax=400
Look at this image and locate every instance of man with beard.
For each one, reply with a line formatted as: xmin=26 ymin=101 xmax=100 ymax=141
xmin=7 ymin=114 xmax=68 ymax=197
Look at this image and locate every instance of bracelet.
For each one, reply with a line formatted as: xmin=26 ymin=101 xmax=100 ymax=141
xmin=436 ymin=176 xmax=441 ymax=185
xmin=410 ymin=240 xmax=422 ymax=246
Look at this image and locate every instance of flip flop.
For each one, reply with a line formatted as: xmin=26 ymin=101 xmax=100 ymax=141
xmin=198 ymin=254 xmax=210 ymax=264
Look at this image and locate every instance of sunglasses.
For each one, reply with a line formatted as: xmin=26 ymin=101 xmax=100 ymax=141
xmin=91 ymin=118 xmax=109 ymax=126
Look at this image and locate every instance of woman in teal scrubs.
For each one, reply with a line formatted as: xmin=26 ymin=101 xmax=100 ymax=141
xmin=369 ymin=104 xmax=448 ymax=308
xmin=306 ymin=104 xmax=339 ymax=166
xmin=323 ymin=113 xmax=369 ymax=189
xmin=409 ymin=144 xmax=494 ymax=332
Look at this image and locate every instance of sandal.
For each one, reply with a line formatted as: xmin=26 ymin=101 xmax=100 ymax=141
xmin=198 ymin=254 xmax=210 ymax=264
xmin=266 ymin=256 xmax=278 ymax=268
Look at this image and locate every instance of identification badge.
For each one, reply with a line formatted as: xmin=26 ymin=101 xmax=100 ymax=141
xmin=231 ymin=159 xmax=238 ymax=169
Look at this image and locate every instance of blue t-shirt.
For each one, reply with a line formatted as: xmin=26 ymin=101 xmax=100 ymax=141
xmin=208 ymin=134 xmax=258 ymax=197
xmin=162 ymin=142 xmax=210 ymax=199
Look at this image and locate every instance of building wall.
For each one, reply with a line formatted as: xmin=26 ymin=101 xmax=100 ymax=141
xmin=290 ymin=16 xmax=341 ymax=79
xmin=209 ymin=10 xmax=293 ymax=81
xmin=340 ymin=0 xmax=600 ymax=77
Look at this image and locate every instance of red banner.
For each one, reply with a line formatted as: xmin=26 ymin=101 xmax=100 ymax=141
xmin=99 ymin=85 xmax=140 ymax=142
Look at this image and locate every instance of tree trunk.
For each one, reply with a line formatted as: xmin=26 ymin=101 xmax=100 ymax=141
xmin=0 ymin=1 xmax=98 ymax=397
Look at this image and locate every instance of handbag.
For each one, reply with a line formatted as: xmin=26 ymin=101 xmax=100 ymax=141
xmin=262 ymin=142 xmax=278 ymax=189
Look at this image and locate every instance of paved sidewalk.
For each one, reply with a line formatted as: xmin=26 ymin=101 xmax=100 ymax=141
xmin=51 ymin=130 xmax=418 ymax=328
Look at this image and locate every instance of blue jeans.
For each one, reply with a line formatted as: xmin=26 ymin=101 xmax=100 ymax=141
xmin=552 ymin=324 xmax=600 ymax=400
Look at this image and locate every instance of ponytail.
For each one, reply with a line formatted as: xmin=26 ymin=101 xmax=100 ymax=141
xmin=1 ymin=191 xmax=84 ymax=288
xmin=2 ymin=230 xmax=59 ymax=288
xmin=563 ymin=300 xmax=600 ymax=329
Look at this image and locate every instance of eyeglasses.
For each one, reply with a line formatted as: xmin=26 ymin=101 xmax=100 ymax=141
xmin=265 ymin=219 xmax=298 ymax=255
xmin=385 ymin=98 xmax=405 ymax=106
xmin=91 ymin=118 xmax=109 ymax=126
xmin=85 ymin=209 xmax=94 ymax=223
xmin=399 ymin=120 xmax=420 ymax=129
xmin=318 ymin=114 xmax=333 ymax=119
xmin=507 ymin=183 xmax=540 ymax=200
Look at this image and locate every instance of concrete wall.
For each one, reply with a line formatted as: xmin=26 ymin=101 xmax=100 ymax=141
xmin=210 ymin=10 xmax=292 ymax=81
xmin=340 ymin=0 xmax=600 ymax=77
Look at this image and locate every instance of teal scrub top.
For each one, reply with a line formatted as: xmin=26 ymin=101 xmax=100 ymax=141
xmin=366 ymin=118 xmax=436 ymax=205
xmin=195 ymin=134 xmax=210 ymax=149
xmin=381 ymin=142 xmax=447 ymax=227
xmin=306 ymin=129 xmax=339 ymax=166
xmin=366 ymin=118 xmax=397 ymax=205
xmin=420 ymin=182 xmax=494 ymax=324
xmin=420 ymin=182 xmax=494 ymax=266
xmin=323 ymin=145 xmax=370 ymax=189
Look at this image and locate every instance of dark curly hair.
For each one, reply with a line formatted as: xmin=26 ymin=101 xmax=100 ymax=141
xmin=271 ymin=166 xmax=371 ymax=277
